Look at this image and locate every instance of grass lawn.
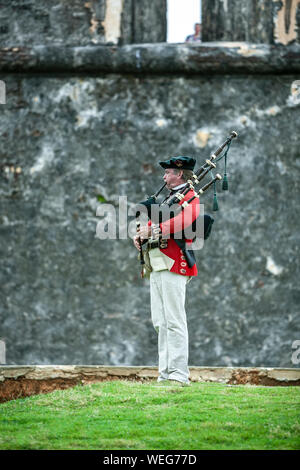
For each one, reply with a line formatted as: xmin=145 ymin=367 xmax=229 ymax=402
xmin=0 ymin=380 xmax=299 ymax=450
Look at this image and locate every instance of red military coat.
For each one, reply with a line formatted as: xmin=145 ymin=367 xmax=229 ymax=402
xmin=149 ymin=189 xmax=200 ymax=277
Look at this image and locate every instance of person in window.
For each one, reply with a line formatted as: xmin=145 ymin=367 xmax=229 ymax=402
xmin=185 ymin=23 xmax=202 ymax=43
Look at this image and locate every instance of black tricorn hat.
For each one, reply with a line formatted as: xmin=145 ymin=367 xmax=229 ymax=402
xmin=159 ymin=156 xmax=196 ymax=171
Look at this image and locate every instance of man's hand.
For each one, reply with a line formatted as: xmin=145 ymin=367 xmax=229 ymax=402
xmin=138 ymin=225 xmax=151 ymax=241
xmin=133 ymin=235 xmax=141 ymax=251
xmin=133 ymin=225 xmax=151 ymax=251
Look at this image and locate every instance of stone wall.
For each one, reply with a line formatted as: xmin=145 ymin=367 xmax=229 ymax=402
xmin=0 ymin=1 xmax=299 ymax=369
xmin=0 ymin=0 xmax=166 ymax=46
xmin=203 ymin=0 xmax=300 ymax=45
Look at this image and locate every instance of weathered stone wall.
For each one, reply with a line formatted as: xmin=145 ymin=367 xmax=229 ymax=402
xmin=122 ymin=0 xmax=167 ymax=44
xmin=203 ymin=0 xmax=300 ymax=45
xmin=1 ymin=68 xmax=299 ymax=367
xmin=0 ymin=1 xmax=299 ymax=369
xmin=0 ymin=0 xmax=166 ymax=46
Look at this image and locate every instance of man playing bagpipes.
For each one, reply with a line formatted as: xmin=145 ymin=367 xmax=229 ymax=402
xmin=133 ymin=156 xmax=200 ymax=386
xmin=133 ymin=132 xmax=237 ymax=386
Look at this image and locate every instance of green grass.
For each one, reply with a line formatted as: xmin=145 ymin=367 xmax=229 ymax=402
xmin=0 ymin=381 xmax=299 ymax=450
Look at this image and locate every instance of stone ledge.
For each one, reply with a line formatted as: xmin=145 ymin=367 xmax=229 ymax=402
xmin=0 ymin=42 xmax=299 ymax=74
xmin=0 ymin=365 xmax=299 ymax=402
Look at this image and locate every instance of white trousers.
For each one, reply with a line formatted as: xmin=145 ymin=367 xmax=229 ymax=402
xmin=150 ymin=270 xmax=189 ymax=384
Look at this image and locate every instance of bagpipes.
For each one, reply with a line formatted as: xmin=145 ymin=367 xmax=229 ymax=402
xmin=136 ymin=131 xmax=238 ymax=276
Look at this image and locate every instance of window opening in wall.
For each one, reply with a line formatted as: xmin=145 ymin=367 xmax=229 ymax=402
xmin=167 ymin=0 xmax=202 ymax=43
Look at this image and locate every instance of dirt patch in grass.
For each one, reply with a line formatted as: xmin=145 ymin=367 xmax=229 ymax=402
xmin=1 ymin=367 xmax=299 ymax=403
xmin=229 ymin=369 xmax=300 ymax=387
xmin=0 ymin=375 xmax=152 ymax=403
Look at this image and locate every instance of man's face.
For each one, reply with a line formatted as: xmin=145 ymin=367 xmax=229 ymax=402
xmin=163 ymin=168 xmax=183 ymax=189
